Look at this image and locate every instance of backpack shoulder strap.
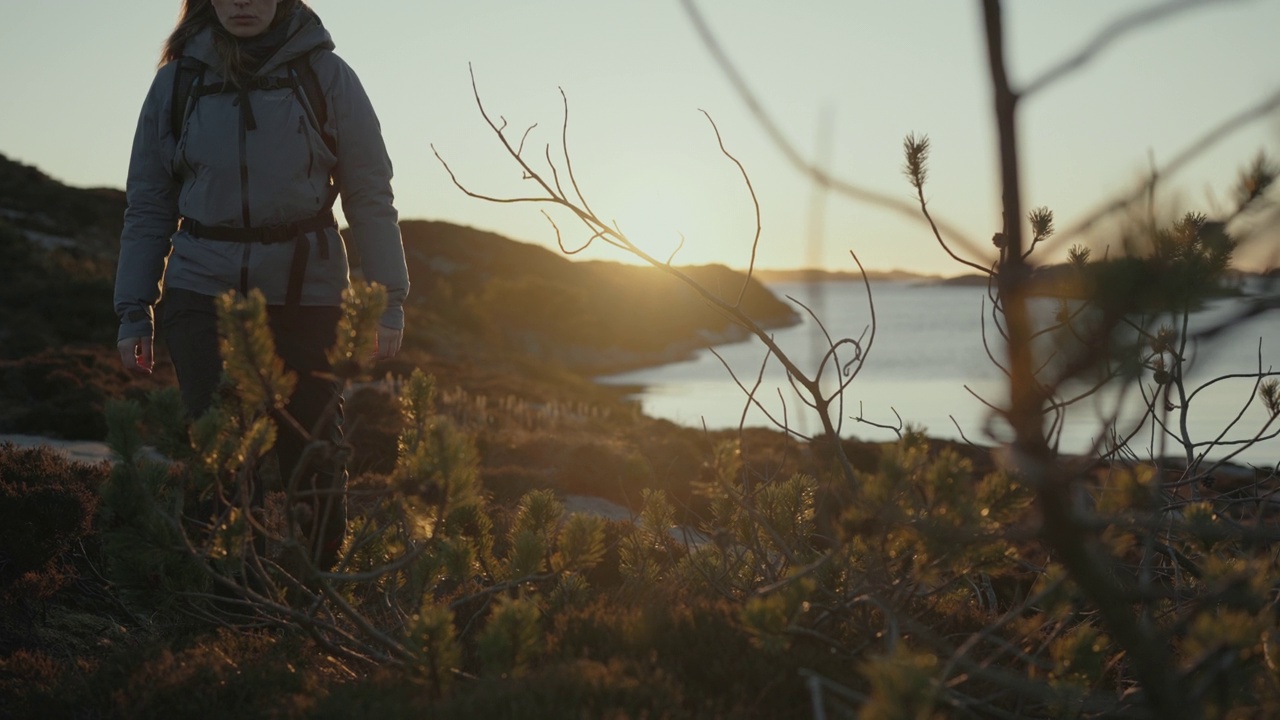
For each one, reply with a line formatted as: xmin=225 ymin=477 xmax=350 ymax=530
xmin=169 ymin=57 xmax=206 ymax=141
xmin=289 ymin=52 xmax=334 ymax=157
xmin=289 ymin=51 xmax=339 ymax=209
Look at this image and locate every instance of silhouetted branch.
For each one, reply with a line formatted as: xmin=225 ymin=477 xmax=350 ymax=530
xmin=697 ymin=109 xmax=763 ymax=304
xmin=1022 ymin=0 xmax=1246 ymax=97
xmin=443 ymin=70 xmax=869 ymax=487
xmin=903 ymin=134 xmax=995 ymax=275
xmin=855 ymin=402 xmax=903 ymax=438
xmin=1057 ymin=86 xmax=1280 ymax=247
xmin=678 ymin=0 xmax=985 ymax=259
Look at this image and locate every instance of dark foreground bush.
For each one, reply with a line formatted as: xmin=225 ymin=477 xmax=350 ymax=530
xmin=0 ymin=347 xmax=135 ymax=440
xmin=1 ymin=630 xmax=325 ymax=720
xmin=0 ymin=443 xmax=107 ymax=600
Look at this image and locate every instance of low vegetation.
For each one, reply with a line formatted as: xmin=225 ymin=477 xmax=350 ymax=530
xmin=4 ymin=3 xmax=1280 ymax=716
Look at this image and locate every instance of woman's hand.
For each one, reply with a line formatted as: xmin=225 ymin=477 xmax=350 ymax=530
xmin=375 ymin=325 xmax=403 ymax=360
xmin=118 ymin=336 xmax=154 ymax=375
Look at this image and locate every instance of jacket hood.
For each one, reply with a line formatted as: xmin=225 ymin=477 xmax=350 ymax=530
xmin=184 ymin=6 xmax=335 ymax=75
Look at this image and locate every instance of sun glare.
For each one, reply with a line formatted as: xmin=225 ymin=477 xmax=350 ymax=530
xmin=597 ymin=176 xmax=755 ymax=270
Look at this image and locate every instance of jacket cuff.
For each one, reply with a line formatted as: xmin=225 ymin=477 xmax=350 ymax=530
xmin=118 ymin=318 xmax=154 ymax=343
xmin=377 ymin=305 xmax=404 ymax=331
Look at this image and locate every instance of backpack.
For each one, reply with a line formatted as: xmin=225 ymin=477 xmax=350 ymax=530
xmin=169 ymin=52 xmax=340 ymax=314
xmin=169 ymin=52 xmax=337 ymax=206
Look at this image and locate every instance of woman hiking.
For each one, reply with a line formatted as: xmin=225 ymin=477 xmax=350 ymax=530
xmin=113 ymin=0 xmax=410 ymax=572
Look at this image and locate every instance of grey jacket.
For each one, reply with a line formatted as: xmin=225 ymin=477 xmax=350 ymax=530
xmin=114 ymin=8 xmax=409 ymax=342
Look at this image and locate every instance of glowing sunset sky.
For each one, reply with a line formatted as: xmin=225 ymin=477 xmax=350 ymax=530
xmin=2 ymin=1 xmax=1278 ymax=275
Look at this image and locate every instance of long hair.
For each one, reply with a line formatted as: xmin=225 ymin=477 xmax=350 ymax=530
xmin=160 ymin=0 xmax=304 ymax=79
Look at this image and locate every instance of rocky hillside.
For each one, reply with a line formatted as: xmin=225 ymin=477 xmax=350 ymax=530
xmin=395 ymin=220 xmax=798 ymax=374
xmin=0 ymin=154 xmax=799 ymax=437
xmin=0 ymin=155 xmax=124 ymax=254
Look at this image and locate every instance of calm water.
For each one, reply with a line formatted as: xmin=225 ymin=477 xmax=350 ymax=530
xmin=600 ymin=280 xmax=1280 ymax=466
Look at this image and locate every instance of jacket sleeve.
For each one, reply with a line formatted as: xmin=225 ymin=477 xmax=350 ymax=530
xmin=326 ymin=55 xmax=410 ymax=330
xmin=114 ymin=63 xmax=181 ymax=342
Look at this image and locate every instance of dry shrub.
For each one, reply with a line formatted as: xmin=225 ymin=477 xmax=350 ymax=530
xmin=0 ymin=443 xmax=107 ymax=600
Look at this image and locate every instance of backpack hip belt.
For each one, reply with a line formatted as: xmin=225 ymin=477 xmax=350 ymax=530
xmin=178 ymin=209 xmax=336 ymax=244
xmin=178 ymin=209 xmax=336 ymax=311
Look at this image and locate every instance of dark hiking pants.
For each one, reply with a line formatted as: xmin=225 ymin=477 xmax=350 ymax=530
xmin=160 ymin=287 xmax=347 ymax=570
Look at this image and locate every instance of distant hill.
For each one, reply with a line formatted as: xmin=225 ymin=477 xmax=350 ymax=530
xmin=0 ymin=157 xmax=123 ymax=358
xmin=394 ymin=220 xmax=799 ymax=374
xmin=752 ymin=268 xmax=942 ymax=284
xmin=0 ymin=155 xmax=124 ymax=255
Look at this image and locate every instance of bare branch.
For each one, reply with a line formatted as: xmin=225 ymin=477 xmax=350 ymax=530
xmin=855 ymin=402 xmax=904 ymax=438
xmin=1022 ymin=0 xmax=1248 ymax=97
xmin=698 ymin=109 xmax=763 ymax=305
xmin=665 ymin=233 xmax=686 ymax=266
xmin=679 ymin=0 xmax=984 ymax=257
xmin=1057 ymin=86 xmax=1280 ymax=246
